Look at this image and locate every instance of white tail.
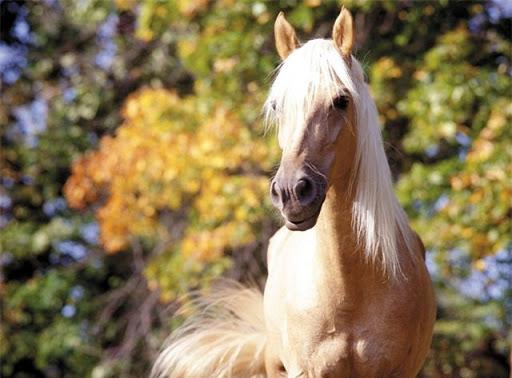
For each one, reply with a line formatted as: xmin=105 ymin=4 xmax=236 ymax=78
xmin=150 ymin=281 xmax=267 ymax=378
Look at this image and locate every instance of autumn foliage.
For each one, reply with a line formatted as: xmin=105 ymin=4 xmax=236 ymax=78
xmin=64 ymin=88 xmax=278 ymax=297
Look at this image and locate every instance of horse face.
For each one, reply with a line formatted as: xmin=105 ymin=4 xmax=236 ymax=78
xmin=268 ymin=10 xmax=356 ymax=231
xmin=270 ymin=93 xmax=351 ymax=231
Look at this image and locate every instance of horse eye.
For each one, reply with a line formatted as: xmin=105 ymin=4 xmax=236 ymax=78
xmin=332 ymin=95 xmax=349 ymax=110
xmin=270 ymin=101 xmax=277 ymax=111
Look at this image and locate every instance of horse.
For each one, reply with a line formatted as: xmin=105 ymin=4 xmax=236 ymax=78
xmin=151 ymin=7 xmax=436 ymax=378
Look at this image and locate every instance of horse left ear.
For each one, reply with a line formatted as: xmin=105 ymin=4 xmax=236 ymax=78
xmin=332 ymin=7 xmax=354 ymax=61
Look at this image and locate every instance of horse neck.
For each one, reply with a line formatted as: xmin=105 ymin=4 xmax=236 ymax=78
xmin=315 ymin=175 xmax=367 ymax=276
xmin=314 ymin=117 xmax=385 ymax=284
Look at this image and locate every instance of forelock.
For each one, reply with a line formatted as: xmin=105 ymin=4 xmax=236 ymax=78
xmin=264 ymin=39 xmax=361 ymax=133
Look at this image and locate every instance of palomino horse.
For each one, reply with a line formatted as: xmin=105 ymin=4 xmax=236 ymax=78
xmin=152 ymin=7 xmax=436 ymax=378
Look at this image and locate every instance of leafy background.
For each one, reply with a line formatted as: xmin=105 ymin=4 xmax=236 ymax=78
xmin=1 ymin=0 xmax=510 ymax=377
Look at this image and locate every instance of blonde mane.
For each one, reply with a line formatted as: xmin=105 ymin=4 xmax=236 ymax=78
xmin=264 ymin=39 xmax=416 ymax=277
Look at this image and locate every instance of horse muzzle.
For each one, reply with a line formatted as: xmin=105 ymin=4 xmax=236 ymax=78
xmin=270 ymin=164 xmax=327 ymax=231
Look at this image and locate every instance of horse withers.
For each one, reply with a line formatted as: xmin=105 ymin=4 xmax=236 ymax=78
xmin=151 ymin=7 xmax=436 ymax=378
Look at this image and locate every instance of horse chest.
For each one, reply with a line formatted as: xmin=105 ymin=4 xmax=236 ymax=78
xmin=267 ymin=286 xmax=406 ymax=378
xmin=264 ymin=227 xmax=419 ymax=377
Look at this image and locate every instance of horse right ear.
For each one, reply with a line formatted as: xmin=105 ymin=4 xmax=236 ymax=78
xmin=332 ymin=7 xmax=354 ymax=61
xmin=274 ymin=12 xmax=299 ymax=60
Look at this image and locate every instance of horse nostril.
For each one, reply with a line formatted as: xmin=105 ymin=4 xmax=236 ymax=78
xmin=271 ymin=181 xmax=277 ymax=196
xmin=294 ymin=178 xmax=315 ymax=204
xmin=270 ymin=181 xmax=280 ymax=204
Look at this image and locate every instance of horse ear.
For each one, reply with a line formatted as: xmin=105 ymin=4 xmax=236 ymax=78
xmin=275 ymin=12 xmax=299 ymax=60
xmin=332 ymin=7 xmax=354 ymax=61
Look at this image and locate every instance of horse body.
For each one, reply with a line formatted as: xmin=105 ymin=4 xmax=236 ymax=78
xmin=151 ymin=7 xmax=435 ymax=378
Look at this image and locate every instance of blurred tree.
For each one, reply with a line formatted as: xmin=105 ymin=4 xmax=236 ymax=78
xmin=0 ymin=0 xmax=191 ymax=375
xmin=64 ymin=87 xmax=278 ymax=300
xmin=2 ymin=0 xmax=511 ymax=377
